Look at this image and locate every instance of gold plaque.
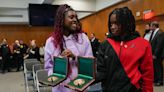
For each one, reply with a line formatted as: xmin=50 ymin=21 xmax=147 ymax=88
xmin=47 ymin=76 xmax=58 ymax=82
xmin=73 ymin=79 xmax=85 ymax=86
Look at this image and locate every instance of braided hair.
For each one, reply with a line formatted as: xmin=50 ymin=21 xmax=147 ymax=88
xmin=108 ymin=7 xmax=136 ymax=36
xmin=51 ymin=4 xmax=82 ymax=50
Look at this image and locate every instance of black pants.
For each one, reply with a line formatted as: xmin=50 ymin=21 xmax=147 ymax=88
xmin=1 ymin=57 xmax=10 ymax=72
xmin=153 ymin=58 xmax=163 ymax=83
xmin=15 ymin=55 xmax=23 ymax=71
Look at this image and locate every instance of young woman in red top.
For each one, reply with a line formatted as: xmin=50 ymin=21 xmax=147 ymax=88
xmin=95 ymin=7 xmax=154 ymax=92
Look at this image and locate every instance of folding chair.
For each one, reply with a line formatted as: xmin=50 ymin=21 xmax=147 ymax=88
xmin=32 ymin=64 xmax=44 ymax=90
xmin=36 ymin=69 xmax=52 ymax=92
xmin=24 ymin=59 xmax=40 ymax=92
xmin=24 ymin=59 xmax=38 ymax=62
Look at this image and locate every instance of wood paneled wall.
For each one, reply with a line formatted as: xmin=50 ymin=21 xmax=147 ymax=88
xmin=1 ymin=0 xmax=164 ymax=46
xmin=81 ymin=0 xmax=164 ymax=41
xmin=0 ymin=25 xmax=53 ymax=46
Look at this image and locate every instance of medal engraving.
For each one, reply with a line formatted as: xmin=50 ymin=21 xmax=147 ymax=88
xmin=73 ymin=79 xmax=85 ymax=86
xmin=47 ymin=76 xmax=58 ymax=82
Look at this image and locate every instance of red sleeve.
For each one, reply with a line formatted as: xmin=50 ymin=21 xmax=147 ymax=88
xmin=140 ymin=44 xmax=154 ymax=92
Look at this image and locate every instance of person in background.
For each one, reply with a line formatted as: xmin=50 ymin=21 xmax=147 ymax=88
xmin=39 ymin=43 xmax=45 ymax=63
xmin=150 ymin=21 xmax=164 ymax=86
xmin=0 ymin=38 xmax=11 ymax=73
xmin=9 ymin=42 xmax=15 ymax=68
xmin=19 ymin=40 xmax=28 ymax=57
xmin=13 ymin=40 xmax=22 ymax=71
xmin=95 ymin=7 xmax=153 ymax=92
xmin=143 ymin=23 xmax=151 ymax=40
xmin=90 ymin=33 xmax=100 ymax=57
xmin=26 ymin=40 xmax=40 ymax=61
xmin=44 ymin=4 xmax=93 ymax=92
xmin=19 ymin=40 xmax=28 ymax=69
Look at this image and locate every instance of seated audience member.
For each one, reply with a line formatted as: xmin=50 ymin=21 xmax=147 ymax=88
xmin=13 ymin=40 xmax=23 ymax=71
xmin=39 ymin=44 xmax=45 ymax=63
xmin=26 ymin=40 xmax=40 ymax=61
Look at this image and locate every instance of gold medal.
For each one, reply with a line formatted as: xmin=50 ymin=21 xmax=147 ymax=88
xmin=73 ymin=79 xmax=85 ymax=86
xmin=47 ymin=76 xmax=58 ymax=82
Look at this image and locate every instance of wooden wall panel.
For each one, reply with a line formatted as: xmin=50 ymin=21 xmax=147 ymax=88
xmin=81 ymin=0 xmax=164 ymax=41
xmin=1 ymin=0 xmax=164 ymax=46
xmin=0 ymin=25 xmax=53 ymax=46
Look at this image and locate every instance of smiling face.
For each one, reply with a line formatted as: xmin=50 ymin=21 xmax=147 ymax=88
xmin=109 ymin=14 xmax=122 ymax=36
xmin=64 ymin=10 xmax=78 ymax=33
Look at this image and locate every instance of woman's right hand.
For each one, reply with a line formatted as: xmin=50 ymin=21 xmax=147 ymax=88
xmin=61 ymin=49 xmax=75 ymax=58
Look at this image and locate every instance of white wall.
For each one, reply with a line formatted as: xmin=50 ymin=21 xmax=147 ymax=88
xmin=77 ymin=12 xmax=92 ymax=19
xmin=0 ymin=0 xmax=44 ymax=23
xmin=0 ymin=0 xmax=126 ymax=23
xmin=52 ymin=0 xmax=96 ymax=19
xmin=52 ymin=0 xmax=96 ymax=11
xmin=0 ymin=8 xmax=28 ymax=23
xmin=0 ymin=0 xmax=44 ymax=8
xmin=96 ymin=0 xmax=123 ymax=11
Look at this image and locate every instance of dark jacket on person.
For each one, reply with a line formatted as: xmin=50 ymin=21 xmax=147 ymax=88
xmin=27 ymin=47 xmax=40 ymax=61
xmin=150 ymin=29 xmax=164 ymax=84
xmin=20 ymin=43 xmax=28 ymax=55
xmin=150 ymin=29 xmax=163 ymax=59
xmin=95 ymin=32 xmax=153 ymax=92
xmin=158 ymin=32 xmax=164 ymax=59
xmin=0 ymin=44 xmax=11 ymax=58
xmin=0 ymin=44 xmax=12 ymax=71
xmin=90 ymin=38 xmax=100 ymax=57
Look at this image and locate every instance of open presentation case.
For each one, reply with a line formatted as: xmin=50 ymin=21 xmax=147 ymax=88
xmin=39 ymin=57 xmax=68 ymax=86
xmin=65 ymin=57 xmax=95 ymax=91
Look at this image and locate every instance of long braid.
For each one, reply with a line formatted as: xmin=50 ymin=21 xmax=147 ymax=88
xmin=51 ymin=4 xmax=83 ymax=51
xmin=108 ymin=7 xmax=136 ymax=35
xmin=51 ymin=4 xmax=71 ymax=51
